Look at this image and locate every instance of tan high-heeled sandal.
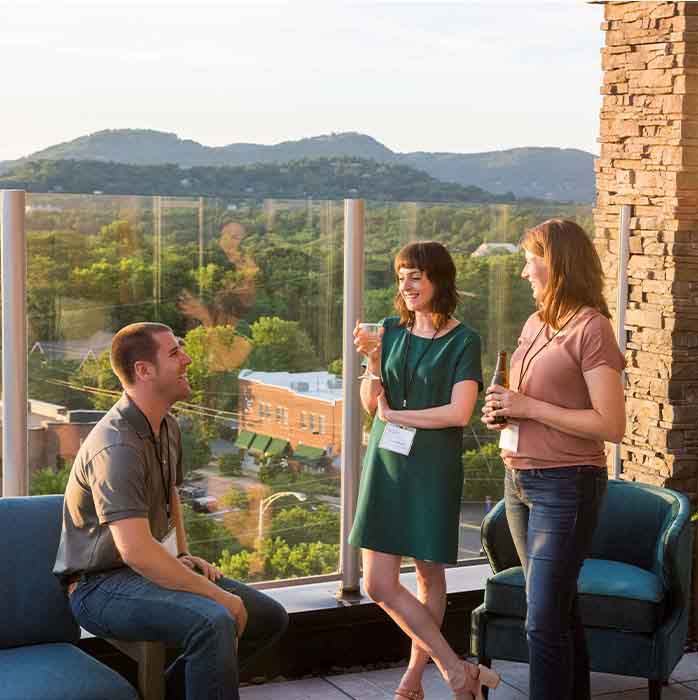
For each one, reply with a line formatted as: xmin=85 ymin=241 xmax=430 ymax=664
xmin=394 ymin=685 xmax=424 ymax=700
xmin=450 ymin=662 xmax=500 ymax=700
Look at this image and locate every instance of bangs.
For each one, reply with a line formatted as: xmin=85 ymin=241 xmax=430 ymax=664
xmin=392 ymin=240 xmax=459 ymax=330
xmin=394 ymin=242 xmax=430 ymax=276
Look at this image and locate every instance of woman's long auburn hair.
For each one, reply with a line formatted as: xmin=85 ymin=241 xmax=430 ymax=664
xmin=393 ymin=240 xmax=459 ymax=330
xmin=521 ymin=219 xmax=610 ymax=328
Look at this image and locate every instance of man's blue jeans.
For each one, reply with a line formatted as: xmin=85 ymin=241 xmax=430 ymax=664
xmin=70 ymin=568 xmax=288 ymax=700
xmin=504 ymin=466 xmax=607 ymax=700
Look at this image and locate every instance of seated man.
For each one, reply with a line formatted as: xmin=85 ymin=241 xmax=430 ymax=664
xmin=54 ymin=322 xmax=288 ymax=700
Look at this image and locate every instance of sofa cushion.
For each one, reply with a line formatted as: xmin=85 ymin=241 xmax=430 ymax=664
xmin=484 ymin=559 xmax=665 ymax=635
xmin=0 ymin=497 xmax=79 ymax=648
xmin=0 ymin=643 xmax=137 ymax=700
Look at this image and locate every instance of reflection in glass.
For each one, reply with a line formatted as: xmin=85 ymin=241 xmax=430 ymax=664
xmin=25 ymin=194 xmax=343 ymax=584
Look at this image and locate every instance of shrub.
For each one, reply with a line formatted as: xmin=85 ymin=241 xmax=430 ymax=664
xmin=30 ymin=465 xmax=71 ymax=495
xmin=218 ymin=451 xmax=242 ymax=477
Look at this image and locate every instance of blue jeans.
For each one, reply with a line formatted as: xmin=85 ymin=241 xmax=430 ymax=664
xmin=504 ymin=466 xmax=607 ymax=700
xmin=70 ymin=568 xmax=288 ymax=700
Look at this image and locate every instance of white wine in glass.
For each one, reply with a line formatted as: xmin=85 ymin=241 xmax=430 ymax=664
xmin=357 ymin=322 xmax=382 ymax=380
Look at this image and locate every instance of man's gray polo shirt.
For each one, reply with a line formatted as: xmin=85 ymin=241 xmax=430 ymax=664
xmin=54 ymin=392 xmax=183 ymax=582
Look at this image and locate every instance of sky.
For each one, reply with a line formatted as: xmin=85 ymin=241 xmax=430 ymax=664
xmin=0 ymin=1 xmax=604 ymax=162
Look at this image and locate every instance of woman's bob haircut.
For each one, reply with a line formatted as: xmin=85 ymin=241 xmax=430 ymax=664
xmin=393 ymin=240 xmax=459 ymax=330
xmin=521 ymin=219 xmax=610 ymax=328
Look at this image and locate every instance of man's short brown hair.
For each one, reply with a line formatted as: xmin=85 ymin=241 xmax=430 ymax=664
xmin=110 ymin=322 xmax=173 ymax=386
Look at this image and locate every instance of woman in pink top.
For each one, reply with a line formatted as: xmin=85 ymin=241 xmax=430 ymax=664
xmin=482 ymin=219 xmax=626 ymax=700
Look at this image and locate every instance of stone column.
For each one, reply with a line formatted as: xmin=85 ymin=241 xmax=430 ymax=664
xmin=594 ymin=1 xmax=698 ymax=500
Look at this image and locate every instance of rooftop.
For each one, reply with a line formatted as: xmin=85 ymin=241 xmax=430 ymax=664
xmin=239 ymin=369 xmax=343 ymax=403
xmin=470 ymin=242 xmax=519 ymax=258
xmin=30 ymin=330 xmax=114 ymax=364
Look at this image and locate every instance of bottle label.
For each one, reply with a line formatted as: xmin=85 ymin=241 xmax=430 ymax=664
xmin=499 ymin=423 xmax=519 ymax=453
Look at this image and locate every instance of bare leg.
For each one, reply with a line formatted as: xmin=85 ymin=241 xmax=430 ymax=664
xmin=363 ymin=549 xmax=477 ymax=698
xmin=396 ymin=559 xmax=447 ymax=697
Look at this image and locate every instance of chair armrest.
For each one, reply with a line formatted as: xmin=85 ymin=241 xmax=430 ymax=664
xmin=654 ymin=490 xmax=692 ymax=613
xmin=105 ymin=638 xmax=165 ymax=700
xmin=480 ymin=499 xmax=520 ymax=573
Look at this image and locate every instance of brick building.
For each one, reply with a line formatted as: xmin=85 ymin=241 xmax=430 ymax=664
xmin=0 ymin=399 xmax=103 ymax=493
xmin=236 ymin=370 xmax=343 ymax=467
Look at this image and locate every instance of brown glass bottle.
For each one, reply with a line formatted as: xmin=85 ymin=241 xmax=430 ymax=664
xmin=490 ymin=351 xmax=508 ymax=425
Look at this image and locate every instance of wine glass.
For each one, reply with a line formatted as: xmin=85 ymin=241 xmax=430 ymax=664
xmin=357 ymin=322 xmax=382 ymax=380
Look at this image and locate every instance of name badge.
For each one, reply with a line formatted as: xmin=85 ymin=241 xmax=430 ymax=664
xmin=379 ymin=422 xmax=417 ymax=456
xmin=499 ymin=422 xmax=520 ymax=452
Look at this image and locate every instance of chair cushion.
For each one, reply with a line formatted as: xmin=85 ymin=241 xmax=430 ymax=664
xmin=484 ymin=559 xmax=666 ymax=635
xmin=0 ymin=643 xmax=137 ymax=700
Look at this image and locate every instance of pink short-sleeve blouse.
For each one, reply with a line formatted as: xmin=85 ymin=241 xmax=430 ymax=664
xmin=502 ymin=307 xmax=625 ymax=470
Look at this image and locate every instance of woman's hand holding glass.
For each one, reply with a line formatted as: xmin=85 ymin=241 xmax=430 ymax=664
xmin=354 ymin=321 xmax=383 ymax=381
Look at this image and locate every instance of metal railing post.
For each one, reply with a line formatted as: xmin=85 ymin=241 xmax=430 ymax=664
xmin=337 ymin=199 xmax=365 ymax=599
xmin=1 ymin=190 xmax=28 ymax=496
xmin=613 ymin=204 xmax=631 ymax=480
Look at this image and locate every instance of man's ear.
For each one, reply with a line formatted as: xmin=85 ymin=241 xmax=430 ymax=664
xmin=133 ymin=360 xmax=154 ymax=382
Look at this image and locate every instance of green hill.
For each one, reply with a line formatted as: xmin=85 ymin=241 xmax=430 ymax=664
xmin=3 ymin=130 xmax=393 ymax=169
xmin=1 ymin=129 xmax=595 ymax=202
xmin=401 ymin=147 xmax=595 ymax=203
xmin=0 ymin=157 xmax=516 ymax=203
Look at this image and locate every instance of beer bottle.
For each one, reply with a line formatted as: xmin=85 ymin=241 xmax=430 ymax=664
xmin=489 ymin=351 xmax=508 ymax=425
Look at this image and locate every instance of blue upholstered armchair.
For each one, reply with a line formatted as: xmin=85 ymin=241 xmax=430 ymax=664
xmin=470 ymin=480 xmax=693 ymax=700
xmin=0 ymin=496 xmax=138 ymax=700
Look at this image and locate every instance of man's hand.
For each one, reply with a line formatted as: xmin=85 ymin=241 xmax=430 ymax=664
xmin=178 ymin=554 xmax=223 ymax=582
xmin=221 ymin=591 xmax=248 ymax=638
xmin=109 ymin=517 xmax=248 ymax=638
xmin=179 ymin=556 xmax=246 ymax=637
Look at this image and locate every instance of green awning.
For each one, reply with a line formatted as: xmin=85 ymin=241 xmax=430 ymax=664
xmin=249 ymin=433 xmax=272 ymax=455
xmin=265 ymin=438 xmax=290 ymax=457
xmin=292 ymin=444 xmax=325 ymax=461
xmin=234 ymin=430 xmax=256 ymax=449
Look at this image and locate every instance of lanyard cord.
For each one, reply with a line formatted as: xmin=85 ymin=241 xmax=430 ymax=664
xmin=127 ymin=397 xmax=173 ymax=516
xmin=516 ymin=306 xmax=583 ymax=392
xmin=152 ymin=419 xmax=171 ymax=516
xmin=401 ymin=324 xmax=439 ymax=408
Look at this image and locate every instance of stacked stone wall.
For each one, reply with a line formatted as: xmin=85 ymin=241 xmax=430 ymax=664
xmin=595 ymin=1 xmax=698 ymax=499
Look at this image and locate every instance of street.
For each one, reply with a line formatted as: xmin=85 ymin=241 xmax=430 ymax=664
xmin=189 ymin=464 xmax=489 ymax=561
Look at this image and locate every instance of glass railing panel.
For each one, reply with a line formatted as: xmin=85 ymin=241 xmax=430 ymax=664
xmin=178 ymin=197 xmax=344 ymax=584
xmin=25 ymin=192 xmax=343 ymax=586
xmin=362 ymin=200 xmax=593 ymax=563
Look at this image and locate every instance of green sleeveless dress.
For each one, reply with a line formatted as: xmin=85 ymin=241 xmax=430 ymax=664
xmin=348 ymin=316 xmax=483 ymax=564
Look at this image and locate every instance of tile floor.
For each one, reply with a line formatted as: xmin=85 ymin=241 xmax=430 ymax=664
xmin=241 ymin=652 xmax=698 ymax=699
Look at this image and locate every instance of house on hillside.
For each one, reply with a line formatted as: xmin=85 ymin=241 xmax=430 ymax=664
xmin=470 ymin=242 xmax=518 ymax=257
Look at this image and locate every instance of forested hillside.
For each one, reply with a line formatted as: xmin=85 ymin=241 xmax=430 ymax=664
xmin=1 ymin=129 xmax=595 ymax=201
xmin=2 ymin=157 xmax=514 ymax=203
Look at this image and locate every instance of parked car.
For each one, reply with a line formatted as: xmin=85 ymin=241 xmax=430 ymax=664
xmin=191 ymin=496 xmax=218 ymax=513
xmin=179 ymin=485 xmax=206 ymax=503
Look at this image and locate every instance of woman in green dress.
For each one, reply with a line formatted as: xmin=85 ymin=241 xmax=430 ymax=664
xmin=349 ymin=241 xmax=499 ymax=700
